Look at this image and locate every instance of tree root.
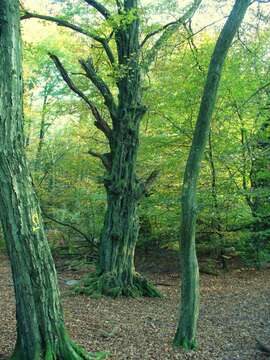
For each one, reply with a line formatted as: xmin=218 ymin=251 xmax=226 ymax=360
xmin=173 ymin=335 xmax=197 ymax=351
xmin=256 ymin=338 xmax=270 ymax=354
xmin=73 ymin=271 xmax=162 ymax=298
xmin=10 ymin=338 xmax=108 ymax=360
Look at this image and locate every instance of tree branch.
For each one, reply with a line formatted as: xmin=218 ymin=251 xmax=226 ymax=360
xmin=49 ymin=53 xmax=112 ymax=139
xmin=87 ymin=150 xmax=112 ymax=171
xmin=42 ymin=209 xmax=97 ymax=248
xmin=136 ymin=170 xmax=160 ymax=199
xmin=115 ymin=0 xmax=123 ymax=12
xmin=142 ymin=0 xmax=202 ymax=72
xmin=141 ymin=19 xmax=184 ymax=48
xmin=241 ymin=81 xmax=270 ymax=107
xmin=21 ymin=11 xmax=102 ymax=41
xmin=83 ymin=0 xmax=111 ymax=19
xmin=21 ymin=11 xmax=115 ymax=65
xmin=79 ymin=58 xmax=117 ymax=119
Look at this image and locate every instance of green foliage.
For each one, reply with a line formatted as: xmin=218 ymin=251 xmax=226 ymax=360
xmin=16 ymin=1 xmax=270 ymax=271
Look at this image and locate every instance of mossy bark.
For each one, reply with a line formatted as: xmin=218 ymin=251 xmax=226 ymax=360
xmin=76 ymin=95 xmax=160 ymax=298
xmin=75 ymin=0 xmax=160 ymax=298
xmin=0 ymin=1 xmax=105 ymax=359
xmin=174 ymin=0 xmax=250 ymax=350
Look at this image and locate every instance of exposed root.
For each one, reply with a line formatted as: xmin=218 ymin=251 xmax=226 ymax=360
xmin=9 ymin=339 xmax=108 ymax=360
xmin=256 ymin=338 xmax=270 ymax=354
xmin=173 ymin=335 xmax=197 ymax=351
xmin=74 ymin=271 xmax=162 ymax=298
xmin=44 ymin=340 xmax=108 ymax=360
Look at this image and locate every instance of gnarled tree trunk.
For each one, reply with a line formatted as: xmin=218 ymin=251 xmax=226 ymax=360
xmin=77 ymin=1 xmax=160 ymax=297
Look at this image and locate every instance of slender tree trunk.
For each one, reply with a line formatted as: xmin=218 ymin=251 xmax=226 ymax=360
xmin=35 ymin=91 xmax=48 ymax=170
xmin=174 ymin=0 xmax=250 ymax=350
xmin=0 ymin=1 xmax=104 ymax=359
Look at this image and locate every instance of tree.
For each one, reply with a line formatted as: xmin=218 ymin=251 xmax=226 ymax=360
xmin=0 ymin=1 xmax=105 ymax=359
xmin=173 ymin=0 xmax=250 ymax=350
xmin=22 ymin=0 xmax=202 ymax=297
xmin=248 ymin=117 xmax=270 ymax=265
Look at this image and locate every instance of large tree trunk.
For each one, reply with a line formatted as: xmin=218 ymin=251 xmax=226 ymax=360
xmin=77 ymin=108 xmax=160 ymax=297
xmin=0 ymin=1 xmax=104 ymax=359
xmin=99 ymin=119 xmax=140 ymax=296
xmin=173 ymin=0 xmax=250 ymax=350
xmin=75 ymin=0 xmax=160 ymax=298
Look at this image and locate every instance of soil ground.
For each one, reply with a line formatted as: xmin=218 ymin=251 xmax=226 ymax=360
xmin=0 ymin=254 xmax=270 ymax=360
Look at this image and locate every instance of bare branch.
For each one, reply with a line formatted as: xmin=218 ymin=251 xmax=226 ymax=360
xmin=42 ymin=209 xmax=96 ymax=248
xmin=21 ymin=11 xmax=115 ymax=65
xmin=21 ymin=11 xmax=102 ymax=41
xmin=49 ymin=53 xmax=112 ymax=139
xmin=242 ymin=81 xmax=270 ymax=107
xmin=136 ymin=170 xmax=160 ymax=199
xmin=141 ymin=19 xmax=183 ymax=48
xmin=83 ymin=0 xmax=111 ymax=19
xmin=142 ymin=0 xmax=202 ymax=72
xmin=79 ymin=58 xmax=117 ymax=119
xmin=87 ymin=150 xmax=112 ymax=171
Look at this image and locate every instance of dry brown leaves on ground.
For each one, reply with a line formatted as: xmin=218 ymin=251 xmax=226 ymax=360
xmin=0 ymin=255 xmax=270 ymax=359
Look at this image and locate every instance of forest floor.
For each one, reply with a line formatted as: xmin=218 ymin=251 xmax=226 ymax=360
xmin=1 ymin=253 xmax=270 ymax=360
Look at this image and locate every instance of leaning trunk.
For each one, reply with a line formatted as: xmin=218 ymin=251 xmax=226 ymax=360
xmin=174 ymin=0 xmax=250 ymax=350
xmin=0 ymin=1 xmax=103 ymax=359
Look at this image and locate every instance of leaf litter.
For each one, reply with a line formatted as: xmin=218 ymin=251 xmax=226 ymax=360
xmin=0 ymin=255 xmax=270 ymax=360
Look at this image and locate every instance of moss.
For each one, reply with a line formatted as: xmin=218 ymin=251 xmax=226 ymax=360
xmin=173 ymin=336 xmax=197 ymax=351
xmin=73 ymin=271 xmax=162 ymax=298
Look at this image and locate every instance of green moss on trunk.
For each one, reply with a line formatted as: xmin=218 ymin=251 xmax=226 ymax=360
xmin=0 ymin=2 xmax=106 ymax=359
xmin=75 ymin=271 xmax=161 ymax=298
xmin=174 ymin=0 xmax=250 ymax=350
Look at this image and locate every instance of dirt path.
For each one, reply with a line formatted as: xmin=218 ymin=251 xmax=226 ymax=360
xmin=0 ymin=256 xmax=270 ymax=359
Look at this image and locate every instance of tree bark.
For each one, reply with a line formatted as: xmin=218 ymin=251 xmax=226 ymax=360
xmin=174 ymin=0 xmax=250 ymax=350
xmin=35 ymin=89 xmax=48 ymax=170
xmin=75 ymin=0 xmax=160 ymax=297
xmin=0 ymin=1 xmax=104 ymax=359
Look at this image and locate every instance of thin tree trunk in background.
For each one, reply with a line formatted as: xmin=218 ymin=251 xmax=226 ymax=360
xmin=174 ymin=0 xmax=250 ymax=350
xmin=35 ymin=90 xmax=48 ymax=170
xmin=249 ymin=119 xmax=270 ymax=267
xmin=0 ymin=1 xmax=104 ymax=359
